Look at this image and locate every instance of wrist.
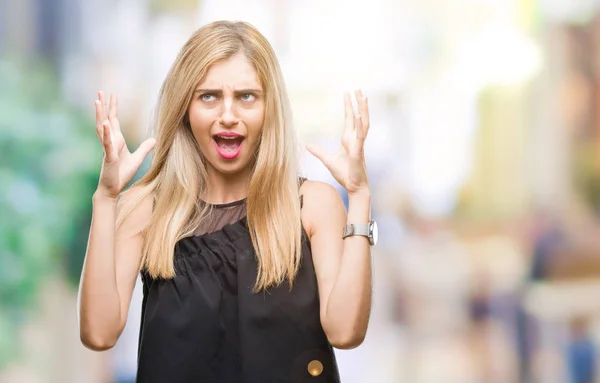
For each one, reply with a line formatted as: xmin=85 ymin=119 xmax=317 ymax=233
xmin=347 ymin=188 xmax=371 ymax=223
xmin=93 ymin=189 xmax=119 ymax=204
xmin=348 ymin=187 xmax=371 ymax=200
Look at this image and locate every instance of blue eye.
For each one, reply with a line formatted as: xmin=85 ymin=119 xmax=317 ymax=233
xmin=200 ymin=93 xmax=217 ymax=102
xmin=240 ymin=93 xmax=256 ymax=102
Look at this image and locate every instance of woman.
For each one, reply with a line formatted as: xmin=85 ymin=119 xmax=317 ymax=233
xmin=78 ymin=20 xmax=376 ymax=382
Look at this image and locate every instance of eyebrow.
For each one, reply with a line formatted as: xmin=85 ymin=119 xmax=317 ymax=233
xmin=194 ymin=88 xmax=264 ymax=95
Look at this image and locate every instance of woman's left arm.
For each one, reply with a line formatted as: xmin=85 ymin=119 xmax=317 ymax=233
xmin=305 ymin=90 xmax=373 ymax=349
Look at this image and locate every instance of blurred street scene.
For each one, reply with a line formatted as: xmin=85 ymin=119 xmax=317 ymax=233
xmin=4 ymin=0 xmax=600 ymax=382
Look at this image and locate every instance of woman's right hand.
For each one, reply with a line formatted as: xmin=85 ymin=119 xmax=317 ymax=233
xmin=95 ymin=91 xmax=156 ymax=199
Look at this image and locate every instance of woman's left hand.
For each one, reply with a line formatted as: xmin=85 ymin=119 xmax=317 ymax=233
xmin=307 ymin=90 xmax=371 ymax=195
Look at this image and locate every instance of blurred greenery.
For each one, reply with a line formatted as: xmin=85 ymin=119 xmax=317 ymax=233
xmin=0 ymin=58 xmax=101 ymax=369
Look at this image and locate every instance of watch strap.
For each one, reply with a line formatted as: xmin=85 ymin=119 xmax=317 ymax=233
xmin=342 ymin=223 xmax=371 ymax=239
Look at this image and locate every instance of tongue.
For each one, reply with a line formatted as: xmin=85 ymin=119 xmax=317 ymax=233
xmin=217 ymin=139 xmax=240 ymax=152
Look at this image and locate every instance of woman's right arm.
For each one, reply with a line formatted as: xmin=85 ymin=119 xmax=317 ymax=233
xmin=78 ymin=187 xmax=151 ymax=351
xmin=77 ymin=91 xmax=156 ymax=351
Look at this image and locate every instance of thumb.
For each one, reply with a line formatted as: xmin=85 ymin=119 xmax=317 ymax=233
xmin=131 ymin=137 xmax=157 ymax=166
xmin=306 ymin=144 xmax=332 ymax=168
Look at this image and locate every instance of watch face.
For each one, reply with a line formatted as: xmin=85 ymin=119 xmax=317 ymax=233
xmin=370 ymin=220 xmax=378 ymax=246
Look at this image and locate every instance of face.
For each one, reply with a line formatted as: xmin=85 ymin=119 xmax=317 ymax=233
xmin=188 ymin=52 xmax=265 ymax=178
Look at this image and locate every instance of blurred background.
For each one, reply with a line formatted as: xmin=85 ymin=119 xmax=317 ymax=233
xmin=4 ymin=0 xmax=600 ymax=382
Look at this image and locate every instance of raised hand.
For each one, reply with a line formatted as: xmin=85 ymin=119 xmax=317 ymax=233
xmin=307 ymin=90 xmax=371 ymax=195
xmin=95 ymin=91 xmax=156 ymax=198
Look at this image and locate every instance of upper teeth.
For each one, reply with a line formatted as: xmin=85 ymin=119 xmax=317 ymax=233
xmin=218 ymin=136 xmax=237 ymax=139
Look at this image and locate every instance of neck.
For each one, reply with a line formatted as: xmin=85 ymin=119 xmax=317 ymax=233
xmin=204 ymin=166 xmax=252 ymax=205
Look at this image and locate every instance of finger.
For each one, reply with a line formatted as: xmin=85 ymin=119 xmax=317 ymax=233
xmin=108 ymin=93 xmax=120 ymax=133
xmin=306 ymin=144 xmax=333 ymax=168
xmin=131 ymin=137 xmax=157 ymax=167
xmin=95 ymin=100 xmax=104 ymax=140
xmin=355 ymin=90 xmax=370 ymax=132
xmin=353 ymin=115 xmax=366 ymax=157
xmin=354 ymin=114 xmax=367 ymax=144
xmin=98 ymin=91 xmax=108 ymax=122
xmin=344 ymin=92 xmax=355 ymax=132
xmin=102 ymin=122 xmax=117 ymax=162
xmin=98 ymin=90 xmax=107 ymax=116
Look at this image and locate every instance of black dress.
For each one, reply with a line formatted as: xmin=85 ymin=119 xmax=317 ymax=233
xmin=136 ymin=196 xmax=340 ymax=383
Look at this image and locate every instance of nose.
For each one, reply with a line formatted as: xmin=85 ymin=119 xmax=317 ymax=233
xmin=219 ymin=97 xmax=239 ymax=128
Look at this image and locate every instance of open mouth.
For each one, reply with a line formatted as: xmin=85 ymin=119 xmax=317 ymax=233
xmin=213 ymin=134 xmax=245 ymax=159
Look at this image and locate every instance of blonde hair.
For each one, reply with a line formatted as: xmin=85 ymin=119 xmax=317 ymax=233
xmin=117 ymin=21 xmax=302 ymax=291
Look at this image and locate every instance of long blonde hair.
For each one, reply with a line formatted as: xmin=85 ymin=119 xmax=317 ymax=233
xmin=117 ymin=21 xmax=303 ymax=291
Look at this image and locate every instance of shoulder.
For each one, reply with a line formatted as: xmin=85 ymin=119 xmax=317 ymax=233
xmin=300 ymin=180 xmax=341 ymax=204
xmin=300 ymin=180 xmax=346 ymax=238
